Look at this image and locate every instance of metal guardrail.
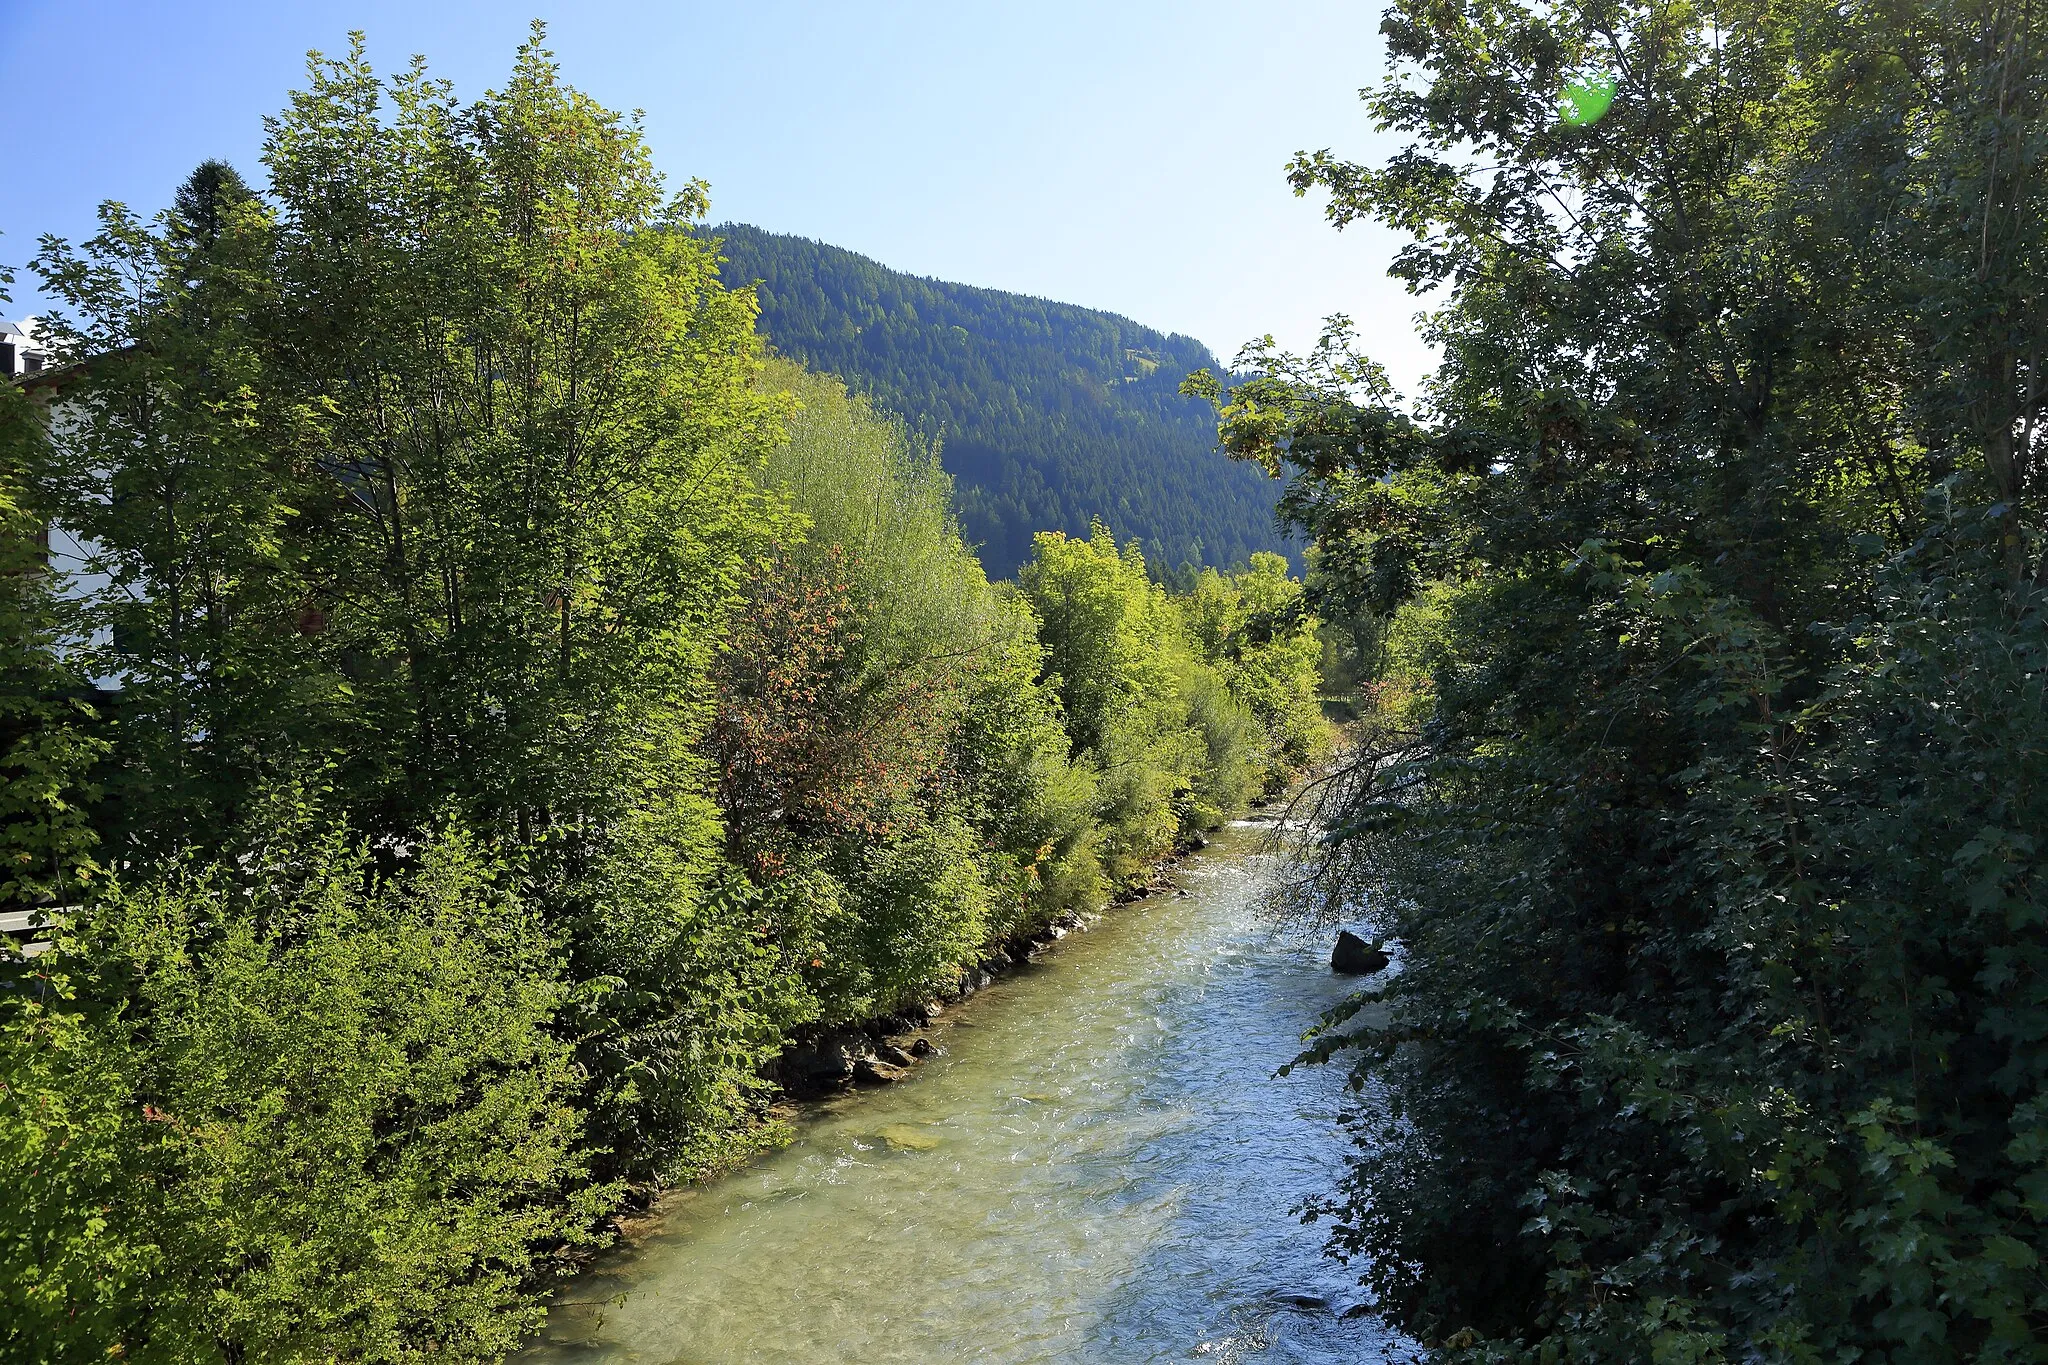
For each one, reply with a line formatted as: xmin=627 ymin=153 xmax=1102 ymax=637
xmin=2 ymin=905 xmax=70 ymax=960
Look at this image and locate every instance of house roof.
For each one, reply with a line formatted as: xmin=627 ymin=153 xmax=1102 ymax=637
xmin=3 ymin=320 xmax=124 ymax=395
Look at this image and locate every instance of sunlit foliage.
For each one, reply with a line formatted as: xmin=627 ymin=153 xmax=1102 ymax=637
xmin=5 ymin=820 xmax=603 ymax=1364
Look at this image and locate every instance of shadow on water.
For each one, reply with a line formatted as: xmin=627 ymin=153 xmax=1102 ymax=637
xmin=520 ymin=826 xmax=1420 ymax=1365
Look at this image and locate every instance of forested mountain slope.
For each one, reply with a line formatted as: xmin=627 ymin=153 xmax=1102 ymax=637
xmin=710 ymin=223 xmax=1287 ymax=577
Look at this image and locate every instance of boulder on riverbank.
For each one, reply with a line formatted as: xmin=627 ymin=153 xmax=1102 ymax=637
xmin=1331 ymin=931 xmax=1389 ymax=975
xmin=782 ymin=1033 xmax=860 ymax=1081
xmin=853 ymin=1056 xmax=907 ymax=1085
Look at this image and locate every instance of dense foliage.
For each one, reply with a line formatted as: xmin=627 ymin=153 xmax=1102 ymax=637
xmin=6 ymin=822 xmax=602 ymax=1363
xmin=1194 ymin=1 xmax=2048 ymax=1359
xmin=0 ymin=382 xmax=101 ymax=915
xmin=0 ymin=30 xmax=1326 ymax=1363
xmin=715 ymin=359 xmax=1100 ymax=1023
xmin=1021 ymin=530 xmax=1325 ymax=882
xmin=711 ymin=223 xmax=1292 ymax=576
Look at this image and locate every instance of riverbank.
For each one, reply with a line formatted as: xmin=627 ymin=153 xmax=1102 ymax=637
xmin=742 ymin=760 xmax=1343 ymax=1111
xmin=577 ymin=823 xmax=1239 ymax=1248
xmin=765 ymin=826 xmax=1234 ymax=1098
xmin=520 ymin=822 xmax=1419 ymax=1364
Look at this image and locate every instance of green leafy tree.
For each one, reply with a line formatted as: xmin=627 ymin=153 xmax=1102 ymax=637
xmin=0 ymin=379 xmax=104 ymax=911
xmin=946 ymin=589 xmax=1105 ymax=928
xmin=33 ymin=28 xmax=799 ymax=1172
xmin=1185 ymin=552 xmax=1329 ymax=775
xmin=720 ymin=362 xmax=1103 ymax=1019
xmin=1195 ymin=0 xmax=2048 ymax=1359
xmin=32 ymin=165 xmax=311 ymax=853
xmin=1021 ymin=526 xmax=1256 ymax=882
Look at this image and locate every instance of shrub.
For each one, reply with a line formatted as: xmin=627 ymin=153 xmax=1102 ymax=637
xmin=3 ymin=823 xmax=603 ymax=1364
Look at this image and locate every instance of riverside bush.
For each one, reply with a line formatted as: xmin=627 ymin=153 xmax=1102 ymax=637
xmin=3 ymin=821 xmax=601 ymax=1364
xmin=1022 ymin=526 xmax=1312 ymax=886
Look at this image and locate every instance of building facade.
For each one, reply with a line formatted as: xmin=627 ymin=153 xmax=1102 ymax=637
xmin=0 ymin=318 xmax=51 ymax=380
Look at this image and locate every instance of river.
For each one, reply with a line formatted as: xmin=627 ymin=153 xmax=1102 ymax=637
xmin=520 ymin=822 xmax=1418 ymax=1365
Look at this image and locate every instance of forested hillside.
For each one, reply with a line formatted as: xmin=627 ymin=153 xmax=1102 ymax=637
xmin=710 ymin=223 xmax=1288 ymax=577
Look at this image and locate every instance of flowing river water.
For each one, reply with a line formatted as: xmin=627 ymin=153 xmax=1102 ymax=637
xmin=520 ymin=822 xmax=1419 ymax=1365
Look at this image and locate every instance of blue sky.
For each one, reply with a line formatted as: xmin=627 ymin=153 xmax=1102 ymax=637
xmin=0 ymin=1 xmax=1433 ymax=391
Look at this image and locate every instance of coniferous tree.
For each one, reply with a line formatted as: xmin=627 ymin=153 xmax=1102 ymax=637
xmin=713 ymin=225 xmax=1296 ymax=577
xmin=169 ymin=160 xmax=253 ymax=254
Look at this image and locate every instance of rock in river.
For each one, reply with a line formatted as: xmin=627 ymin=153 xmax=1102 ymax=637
xmin=853 ymin=1056 xmax=908 ymax=1085
xmin=877 ymin=1123 xmax=939 ymax=1152
xmin=1331 ymin=930 xmax=1389 ymax=975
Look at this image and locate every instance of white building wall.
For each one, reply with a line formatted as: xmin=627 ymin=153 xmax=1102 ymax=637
xmin=8 ymin=319 xmax=121 ymax=685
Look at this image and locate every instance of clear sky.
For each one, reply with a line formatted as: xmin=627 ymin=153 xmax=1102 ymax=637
xmin=0 ymin=1 xmax=1434 ymax=392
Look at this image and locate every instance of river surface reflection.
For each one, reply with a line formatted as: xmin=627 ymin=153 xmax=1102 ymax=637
xmin=521 ymin=824 xmax=1418 ymax=1364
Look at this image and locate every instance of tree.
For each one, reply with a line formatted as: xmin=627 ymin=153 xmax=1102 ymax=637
xmin=1020 ymin=526 xmax=1246 ymax=882
xmin=1193 ymin=0 xmax=2048 ymax=1358
xmin=32 ymin=165 xmax=310 ymax=854
xmin=169 ymin=161 xmax=255 ymax=256
xmin=716 ymin=361 xmax=1101 ymax=1019
xmin=1184 ymin=552 xmax=1329 ymax=774
xmin=32 ymin=27 xmax=802 ymax=1174
xmin=0 ymin=378 xmax=103 ymax=913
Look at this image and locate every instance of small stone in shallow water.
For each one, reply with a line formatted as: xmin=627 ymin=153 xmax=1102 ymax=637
xmin=876 ymin=1041 xmax=916 ymax=1068
xmin=877 ymin=1124 xmax=939 ymax=1151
